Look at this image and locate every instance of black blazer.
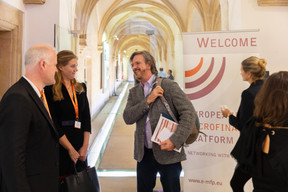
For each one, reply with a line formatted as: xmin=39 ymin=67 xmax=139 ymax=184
xmin=0 ymin=77 xmax=59 ymax=192
xmin=229 ymin=79 xmax=264 ymax=131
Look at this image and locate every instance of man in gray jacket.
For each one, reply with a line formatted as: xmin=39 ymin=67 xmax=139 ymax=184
xmin=123 ymin=50 xmax=197 ymax=192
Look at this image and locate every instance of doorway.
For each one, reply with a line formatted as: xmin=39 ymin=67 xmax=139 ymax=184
xmin=0 ymin=1 xmax=23 ymax=99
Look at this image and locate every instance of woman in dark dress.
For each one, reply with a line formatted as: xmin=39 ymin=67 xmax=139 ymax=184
xmin=45 ymin=50 xmax=91 ymax=177
xmin=221 ymin=56 xmax=267 ymax=192
xmin=231 ymin=71 xmax=288 ymax=192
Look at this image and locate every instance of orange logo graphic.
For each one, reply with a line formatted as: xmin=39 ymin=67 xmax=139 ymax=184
xmin=185 ymin=57 xmax=226 ymax=100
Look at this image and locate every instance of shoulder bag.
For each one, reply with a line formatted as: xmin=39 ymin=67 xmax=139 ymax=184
xmin=157 ymin=77 xmax=202 ymax=145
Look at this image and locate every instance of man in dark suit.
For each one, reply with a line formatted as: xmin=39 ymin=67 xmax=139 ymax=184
xmin=123 ymin=50 xmax=197 ymax=192
xmin=0 ymin=44 xmax=59 ymax=192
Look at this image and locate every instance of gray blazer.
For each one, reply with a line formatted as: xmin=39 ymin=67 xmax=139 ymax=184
xmin=123 ymin=77 xmax=197 ymax=164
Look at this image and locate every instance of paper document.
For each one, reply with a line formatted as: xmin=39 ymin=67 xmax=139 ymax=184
xmin=151 ymin=113 xmax=181 ymax=152
xmin=157 ymin=127 xmax=174 ymax=142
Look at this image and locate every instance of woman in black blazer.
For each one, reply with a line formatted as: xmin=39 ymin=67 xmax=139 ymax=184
xmin=221 ymin=56 xmax=267 ymax=192
xmin=45 ymin=50 xmax=91 ymax=178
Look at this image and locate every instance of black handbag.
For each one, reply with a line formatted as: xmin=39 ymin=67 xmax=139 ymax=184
xmin=60 ymin=162 xmax=100 ymax=192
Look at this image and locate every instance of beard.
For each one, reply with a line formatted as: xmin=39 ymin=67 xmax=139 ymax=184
xmin=133 ymin=68 xmax=146 ymax=81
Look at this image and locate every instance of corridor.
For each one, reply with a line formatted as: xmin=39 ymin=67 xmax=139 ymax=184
xmin=1 ymin=1 xmax=288 ymax=192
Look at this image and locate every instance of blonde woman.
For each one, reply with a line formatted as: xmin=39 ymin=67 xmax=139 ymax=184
xmin=45 ymin=50 xmax=91 ymax=179
xmin=221 ymin=56 xmax=267 ymax=192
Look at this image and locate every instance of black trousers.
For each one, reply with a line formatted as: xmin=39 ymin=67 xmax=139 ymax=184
xmin=230 ymin=165 xmax=251 ymax=192
xmin=137 ymin=147 xmax=182 ymax=192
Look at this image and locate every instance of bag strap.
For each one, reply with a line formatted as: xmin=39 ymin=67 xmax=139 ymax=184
xmin=157 ymin=77 xmax=178 ymax=123
xmin=71 ymin=160 xmax=88 ymax=174
xmin=73 ymin=163 xmax=79 ymax=174
xmin=157 ymin=77 xmax=202 ymax=133
xmin=263 ymin=123 xmax=288 ymax=129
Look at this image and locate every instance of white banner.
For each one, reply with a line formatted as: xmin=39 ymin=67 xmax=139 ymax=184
xmin=183 ymin=30 xmax=259 ymax=192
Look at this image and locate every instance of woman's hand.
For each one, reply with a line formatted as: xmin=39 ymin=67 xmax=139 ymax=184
xmin=59 ymin=135 xmax=80 ymax=164
xmin=221 ymin=108 xmax=232 ymax=118
xmin=68 ymin=148 xmax=80 ymax=164
xmin=78 ymin=145 xmax=88 ymax=162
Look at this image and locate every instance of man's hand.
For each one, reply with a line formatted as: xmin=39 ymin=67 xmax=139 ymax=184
xmin=146 ymin=86 xmax=164 ymax=105
xmin=159 ymin=139 xmax=175 ymax=151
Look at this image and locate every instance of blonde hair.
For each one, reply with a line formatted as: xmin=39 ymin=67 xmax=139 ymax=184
xmin=52 ymin=50 xmax=84 ymax=101
xmin=241 ymin=56 xmax=267 ymax=80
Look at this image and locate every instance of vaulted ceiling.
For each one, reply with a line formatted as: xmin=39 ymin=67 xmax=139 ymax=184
xmin=75 ymin=0 xmax=224 ymax=67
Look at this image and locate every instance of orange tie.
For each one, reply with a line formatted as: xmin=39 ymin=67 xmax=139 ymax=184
xmin=40 ymin=90 xmax=52 ymax=119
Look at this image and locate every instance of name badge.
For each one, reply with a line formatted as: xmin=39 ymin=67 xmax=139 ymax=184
xmin=74 ymin=120 xmax=81 ymax=129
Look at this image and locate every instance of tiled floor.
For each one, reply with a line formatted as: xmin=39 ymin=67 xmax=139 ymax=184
xmin=89 ymin=82 xmax=183 ymax=192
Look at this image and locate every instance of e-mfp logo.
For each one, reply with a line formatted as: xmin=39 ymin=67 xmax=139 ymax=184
xmin=185 ymin=57 xmax=226 ymax=100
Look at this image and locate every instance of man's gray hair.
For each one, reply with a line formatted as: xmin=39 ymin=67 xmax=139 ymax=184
xmin=24 ymin=44 xmax=54 ymax=66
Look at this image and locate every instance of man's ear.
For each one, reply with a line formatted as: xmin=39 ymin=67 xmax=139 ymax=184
xmin=147 ymin=61 xmax=151 ymax=69
xmin=39 ymin=59 xmax=46 ymax=70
